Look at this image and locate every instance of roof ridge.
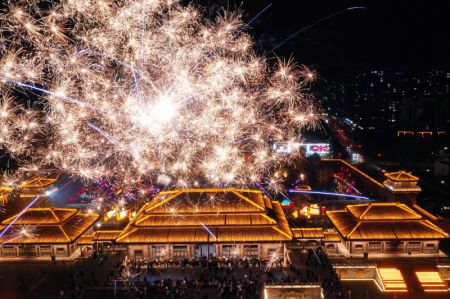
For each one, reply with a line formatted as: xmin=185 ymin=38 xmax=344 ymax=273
xmin=145 ymin=191 xmax=183 ymax=213
xmin=49 ymin=208 xmax=61 ymax=223
xmin=358 ymin=204 xmax=373 ymax=220
xmin=396 ymin=203 xmax=422 ymax=219
xmin=421 ymin=220 xmax=449 ymax=237
xmin=134 ymin=214 xmax=151 ymax=226
xmin=413 ymin=204 xmax=439 ymax=221
xmin=385 ymin=170 xmax=419 ymax=181
xmin=140 ymin=211 xmax=264 ymax=216
xmin=231 ymin=190 xmax=265 ymax=211
xmin=116 ymin=227 xmax=138 ymax=242
xmin=358 ymin=219 xmax=426 ymax=222
xmin=58 ymin=225 xmax=72 ymax=243
xmin=128 ymin=224 xmax=278 ymax=228
xmin=271 ymin=226 xmax=292 ymax=239
xmin=158 ymin=188 xmax=260 ymax=196
xmin=346 ymin=221 xmax=361 ymax=238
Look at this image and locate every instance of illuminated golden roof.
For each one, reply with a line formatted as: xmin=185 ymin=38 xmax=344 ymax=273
xmin=94 ymin=230 xmax=122 ymax=241
xmin=291 ymin=228 xmax=324 ymax=239
xmin=0 ymin=186 xmax=13 ymax=194
xmin=384 ymin=171 xmax=419 ymax=182
xmin=21 ymin=177 xmax=57 ymax=188
xmin=326 ymin=203 xmax=448 ymax=240
xmin=116 ymin=188 xmax=292 ymax=243
xmin=78 ymin=230 xmax=122 ymax=245
xmin=2 ymin=208 xmax=77 ymax=225
xmin=347 ymin=203 xmax=422 ymax=220
xmin=77 ymin=234 xmax=95 ymax=245
xmin=0 ymin=208 xmax=99 ymax=244
xmin=144 ymin=188 xmax=270 ymax=214
xmin=135 ymin=214 xmax=274 ymax=226
xmin=323 ymin=231 xmax=341 ymax=242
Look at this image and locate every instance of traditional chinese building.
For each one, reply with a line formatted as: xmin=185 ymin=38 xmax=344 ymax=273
xmin=326 ymin=203 xmax=448 ymax=255
xmin=0 ymin=208 xmax=99 ymax=258
xmin=383 ymin=171 xmax=422 ymax=204
xmin=19 ymin=177 xmax=57 ymax=199
xmin=115 ymin=189 xmax=293 ymax=260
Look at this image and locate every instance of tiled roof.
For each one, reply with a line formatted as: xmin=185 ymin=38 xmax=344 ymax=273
xmin=0 ymin=208 xmax=99 ymax=244
xmin=291 ymin=228 xmax=324 ymax=239
xmin=347 ymin=203 xmax=422 ymax=220
xmin=20 ymin=177 xmax=57 ymax=188
xmin=384 ymin=171 xmax=419 ymax=182
xmin=116 ymin=189 xmax=292 ymax=243
xmin=327 ymin=203 xmax=448 ymax=240
xmin=2 ymin=208 xmax=77 ymax=225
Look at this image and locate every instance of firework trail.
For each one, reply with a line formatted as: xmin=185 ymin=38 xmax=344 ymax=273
xmin=0 ymin=196 xmax=40 ymax=238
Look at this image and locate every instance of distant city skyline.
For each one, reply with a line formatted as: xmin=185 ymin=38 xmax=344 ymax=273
xmin=320 ymin=69 xmax=450 ymax=132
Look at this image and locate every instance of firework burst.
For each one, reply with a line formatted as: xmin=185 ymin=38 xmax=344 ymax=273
xmin=120 ymin=255 xmax=140 ymax=282
xmin=9 ymin=224 xmax=39 ymax=242
xmin=0 ymin=0 xmax=319 ymax=190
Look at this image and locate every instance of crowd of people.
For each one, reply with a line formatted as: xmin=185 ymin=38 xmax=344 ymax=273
xmin=110 ymin=256 xmax=286 ymax=298
xmin=58 ymin=247 xmax=344 ymax=298
xmin=308 ymin=247 xmax=344 ymax=299
xmin=127 ymin=273 xmax=262 ymax=298
xmin=124 ymin=256 xmax=271 ymax=271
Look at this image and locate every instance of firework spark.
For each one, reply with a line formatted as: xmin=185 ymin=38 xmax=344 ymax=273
xmin=11 ymin=224 xmax=39 ymax=240
xmin=120 ymin=255 xmax=140 ymax=282
xmin=0 ymin=195 xmax=40 ymax=239
xmin=0 ymin=0 xmax=319 ymax=190
xmin=0 ymin=225 xmax=39 ymax=246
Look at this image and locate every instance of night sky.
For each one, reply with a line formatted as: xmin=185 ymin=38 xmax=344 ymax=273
xmin=200 ymin=1 xmax=450 ymax=77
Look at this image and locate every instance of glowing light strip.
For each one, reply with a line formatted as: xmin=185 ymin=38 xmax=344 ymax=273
xmin=340 ymin=279 xmax=384 ymax=293
xmin=0 ymin=196 xmax=40 ymax=238
xmin=200 ymin=222 xmax=217 ymax=241
xmin=322 ymin=159 xmax=386 ymax=188
xmin=288 ymin=190 xmax=369 ymax=200
xmin=0 ymin=235 xmax=22 ymax=247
